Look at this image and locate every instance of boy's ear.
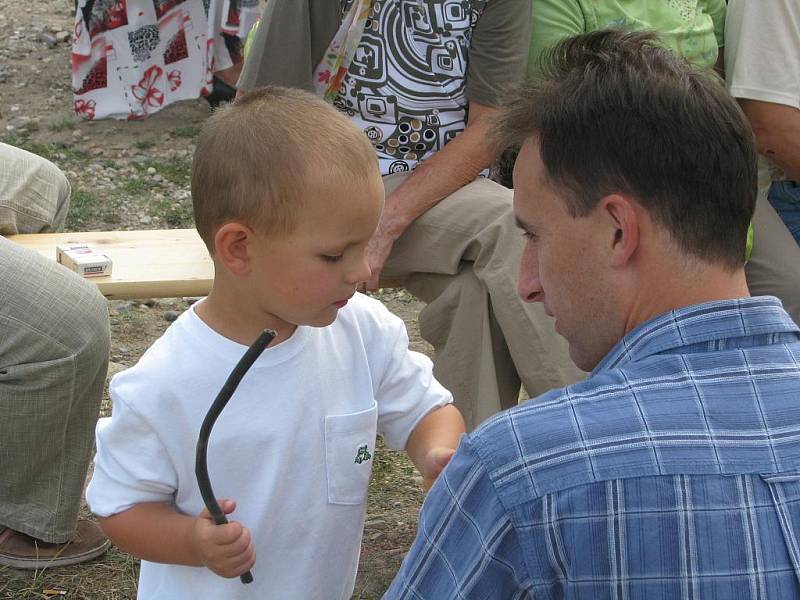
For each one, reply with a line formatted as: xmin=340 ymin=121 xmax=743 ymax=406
xmin=599 ymin=193 xmax=641 ymax=268
xmin=213 ymin=222 xmax=254 ymax=277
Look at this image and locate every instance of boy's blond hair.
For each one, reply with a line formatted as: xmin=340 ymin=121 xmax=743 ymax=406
xmin=192 ymin=86 xmax=379 ymax=251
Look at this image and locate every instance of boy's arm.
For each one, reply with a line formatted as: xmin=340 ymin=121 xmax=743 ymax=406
xmin=98 ymin=499 xmax=255 ymax=578
xmin=405 ymin=404 xmax=466 ymax=490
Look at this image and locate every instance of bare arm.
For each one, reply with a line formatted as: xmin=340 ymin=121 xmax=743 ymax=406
xmin=380 ymin=101 xmax=500 ymax=238
xmin=405 ymin=404 xmax=466 ymax=489
xmin=365 ymin=101 xmax=501 ymax=288
xmin=738 ymin=100 xmax=800 ymax=181
xmin=98 ymin=499 xmax=255 ymax=578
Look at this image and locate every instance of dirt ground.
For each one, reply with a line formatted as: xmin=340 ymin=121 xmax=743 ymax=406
xmin=0 ymin=1 xmax=431 ymax=597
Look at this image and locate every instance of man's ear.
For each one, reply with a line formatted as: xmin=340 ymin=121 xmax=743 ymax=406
xmin=599 ymin=194 xmax=641 ymax=268
xmin=213 ymin=222 xmax=254 ymax=277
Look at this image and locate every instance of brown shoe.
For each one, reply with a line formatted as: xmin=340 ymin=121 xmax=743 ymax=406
xmin=0 ymin=520 xmax=110 ymax=569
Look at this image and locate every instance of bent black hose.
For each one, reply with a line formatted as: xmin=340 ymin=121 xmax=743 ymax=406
xmin=195 ymin=328 xmax=276 ymax=585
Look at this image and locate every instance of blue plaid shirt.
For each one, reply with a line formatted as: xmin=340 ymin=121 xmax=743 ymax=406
xmin=386 ymin=297 xmax=800 ymax=599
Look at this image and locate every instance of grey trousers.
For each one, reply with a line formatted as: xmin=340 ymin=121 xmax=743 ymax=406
xmin=382 ymin=174 xmax=585 ymax=430
xmin=0 ymin=142 xmax=70 ymax=235
xmin=0 ymin=145 xmax=110 ymax=543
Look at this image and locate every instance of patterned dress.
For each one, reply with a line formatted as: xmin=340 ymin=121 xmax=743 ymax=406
xmin=71 ymin=0 xmax=260 ymax=120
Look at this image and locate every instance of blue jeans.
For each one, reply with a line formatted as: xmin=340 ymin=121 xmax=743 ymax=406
xmin=769 ymin=180 xmax=800 ymax=246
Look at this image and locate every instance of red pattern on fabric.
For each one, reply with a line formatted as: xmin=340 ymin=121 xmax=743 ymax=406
xmin=76 ymin=56 xmax=108 ymax=94
xmin=224 ymin=2 xmax=241 ymax=29
xmin=88 ymin=1 xmax=128 ymax=37
xmin=131 ymin=65 xmax=165 ymax=113
xmin=153 ymin=0 xmax=187 ymax=19
xmin=167 ymin=69 xmax=182 ymax=91
xmin=74 ymin=99 xmax=97 ymax=120
xmin=163 ymin=29 xmax=189 ymax=64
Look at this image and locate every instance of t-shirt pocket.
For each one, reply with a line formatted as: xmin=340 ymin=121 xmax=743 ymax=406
xmin=324 ymin=402 xmax=378 ymax=505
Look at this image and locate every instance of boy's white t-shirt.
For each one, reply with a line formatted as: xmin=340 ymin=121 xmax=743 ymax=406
xmin=86 ymin=293 xmax=452 ymax=600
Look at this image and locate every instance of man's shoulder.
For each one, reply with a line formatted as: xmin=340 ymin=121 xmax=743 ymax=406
xmin=469 ymin=345 xmax=800 ymax=506
xmin=468 ymin=373 xmax=634 ymax=500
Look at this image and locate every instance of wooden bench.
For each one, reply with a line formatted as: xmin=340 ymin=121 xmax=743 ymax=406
xmin=7 ymin=229 xmax=400 ymax=300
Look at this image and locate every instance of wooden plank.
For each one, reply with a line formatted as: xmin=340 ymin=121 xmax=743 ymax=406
xmin=7 ymin=228 xmax=403 ymax=300
xmin=7 ymin=229 xmax=214 ymax=300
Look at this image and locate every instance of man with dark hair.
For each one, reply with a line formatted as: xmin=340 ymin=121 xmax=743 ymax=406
xmin=384 ymin=29 xmax=800 ymax=599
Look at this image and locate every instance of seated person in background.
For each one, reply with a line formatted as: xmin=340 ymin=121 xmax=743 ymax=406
xmin=237 ymin=0 xmax=585 ymax=431
xmin=86 ymin=87 xmax=465 ymax=599
xmin=386 ymin=30 xmax=800 ymax=598
xmin=526 ymin=0 xmax=800 ymax=326
xmin=725 ymin=0 xmax=800 ymax=280
xmin=0 ymin=142 xmax=111 ymax=569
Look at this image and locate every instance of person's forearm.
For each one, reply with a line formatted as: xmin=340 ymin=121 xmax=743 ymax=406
xmin=98 ymin=502 xmax=202 ymax=566
xmin=739 ymin=99 xmax=800 ymax=181
xmin=380 ymin=102 xmax=501 ymax=239
xmin=405 ymin=404 xmax=465 ymax=472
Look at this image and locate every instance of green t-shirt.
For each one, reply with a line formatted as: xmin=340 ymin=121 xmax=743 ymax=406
xmin=529 ymin=0 xmax=726 ymax=75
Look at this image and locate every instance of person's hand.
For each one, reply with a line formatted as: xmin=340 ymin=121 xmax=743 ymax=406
xmin=420 ymin=447 xmax=457 ymax=490
xmin=190 ymin=499 xmax=255 ymax=578
xmin=364 ymin=226 xmax=397 ymax=291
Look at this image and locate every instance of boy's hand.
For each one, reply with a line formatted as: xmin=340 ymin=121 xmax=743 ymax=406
xmin=420 ymin=447 xmax=456 ymax=490
xmin=191 ymin=499 xmax=256 ymax=578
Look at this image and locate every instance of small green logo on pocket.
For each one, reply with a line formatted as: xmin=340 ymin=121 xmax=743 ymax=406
xmin=354 ymin=444 xmax=372 ymax=464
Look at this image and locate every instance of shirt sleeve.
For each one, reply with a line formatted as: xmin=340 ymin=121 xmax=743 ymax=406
xmin=527 ymin=0 xmax=584 ymax=78
xmin=466 ymin=0 xmax=532 ymax=107
xmin=724 ymin=0 xmax=800 ymax=110
xmin=237 ymin=0 xmax=340 ymax=92
xmin=705 ymin=0 xmax=726 ymax=49
xmin=384 ymin=436 xmax=533 ymax=598
xmin=85 ymin=380 xmax=178 ymax=517
xmin=373 ymin=310 xmax=453 ymax=450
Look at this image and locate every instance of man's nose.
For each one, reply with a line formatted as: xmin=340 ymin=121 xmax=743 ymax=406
xmin=517 ymin=245 xmax=543 ymax=303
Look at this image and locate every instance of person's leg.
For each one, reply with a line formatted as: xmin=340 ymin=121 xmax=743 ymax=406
xmin=746 ymin=183 xmax=800 ymax=325
xmin=0 ymin=237 xmax=110 ymax=567
xmin=768 ymin=180 xmax=800 ymax=246
xmin=0 ymin=142 xmax=70 ymax=235
xmin=383 ymin=174 xmax=585 ymax=429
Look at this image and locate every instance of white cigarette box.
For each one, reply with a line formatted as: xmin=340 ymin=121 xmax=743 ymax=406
xmin=56 ymin=243 xmax=113 ymax=278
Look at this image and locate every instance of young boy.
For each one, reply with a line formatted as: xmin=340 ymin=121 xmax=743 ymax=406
xmin=86 ymin=87 xmax=465 ymax=599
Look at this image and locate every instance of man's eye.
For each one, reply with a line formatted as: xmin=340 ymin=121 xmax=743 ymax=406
xmin=522 ymin=231 xmax=537 ymax=241
xmin=321 ymin=254 xmax=343 ymax=263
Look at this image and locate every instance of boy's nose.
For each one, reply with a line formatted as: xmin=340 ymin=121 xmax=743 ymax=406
xmin=347 ymin=254 xmax=372 ymax=285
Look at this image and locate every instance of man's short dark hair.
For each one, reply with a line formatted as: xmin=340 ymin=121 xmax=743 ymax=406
xmin=496 ymin=29 xmax=758 ymax=269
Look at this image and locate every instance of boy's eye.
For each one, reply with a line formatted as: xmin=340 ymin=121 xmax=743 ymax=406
xmin=321 ymin=254 xmax=343 ymax=263
xmin=522 ymin=231 xmax=538 ymax=241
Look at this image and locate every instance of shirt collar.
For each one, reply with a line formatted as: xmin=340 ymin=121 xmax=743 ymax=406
xmin=593 ymin=296 xmax=800 ymax=375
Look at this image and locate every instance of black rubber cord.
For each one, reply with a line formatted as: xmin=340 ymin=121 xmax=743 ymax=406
xmin=195 ymin=328 xmax=276 ymax=585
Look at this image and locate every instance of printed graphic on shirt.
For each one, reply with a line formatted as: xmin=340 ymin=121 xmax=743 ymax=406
xmin=336 ymin=0 xmax=487 ymax=175
xmin=354 ymin=444 xmax=372 ymax=464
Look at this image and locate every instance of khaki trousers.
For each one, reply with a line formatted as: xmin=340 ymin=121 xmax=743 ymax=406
xmin=0 ymin=145 xmax=109 ymax=543
xmin=747 ymin=175 xmax=800 ymax=325
xmin=382 ymin=174 xmax=585 ymax=430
